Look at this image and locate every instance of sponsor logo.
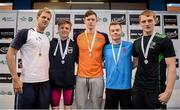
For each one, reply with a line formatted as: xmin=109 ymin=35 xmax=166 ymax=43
xmin=0 ymin=60 xmax=7 ymax=64
xmin=165 ymin=28 xmax=178 ymax=39
xmin=0 ymin=28 xmax=14 ymax=39
xmin=74 ymin=15 xmax=84 ymax=24
xmin=55 ymin=14 xmax=70 ymax=25
xmin=0 ymin=45 xmax=9 ymax=54
xmin=18 ymin=59 xmax=22 ymax=68
xmin=130 ymin=30 xmax=143 ymax=39
xmin=176 ymin=58 xmax=179 ymax=68
xmin=155 ymin=15 xmax=160 ymax=26
xmin=122 ymin=32 xmax=125 ymax=38
xmin=164 ymin=15 xmax=177 ymax=26
xmin=176 ymin=75 xmax=179 ymax=80
xmin=68 ymin=47 xmax=73 ymax=53
xmin=111 ymin=14 xmax=126 ymax=25
xmin=0 ymin=90 xmax=13 ymax=95
xmin=20 ymin=16 xmax=33 ymax=22
xmin=2 ymin=17 xmax=15 ymax=22
xmin=45 ymin=31 xmax=50 ymax=37
xmin=0 ymin=74 xmax=12 ymax=83
xmin=129 ymin=14 xmax=139 ymax=25
xmin=97 ymin=17 xmax=108 ymax=23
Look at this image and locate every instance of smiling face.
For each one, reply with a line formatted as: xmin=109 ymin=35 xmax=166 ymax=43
xmin=57 ymin=19 xmax=72 ymax=40
xmin=109 ymin=24 xmax=122 ymax=42
xmin=58 ymin=23 xmax=71 ymax=40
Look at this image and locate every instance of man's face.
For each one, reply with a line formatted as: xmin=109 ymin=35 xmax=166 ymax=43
xmin=139 ymin=15 xmax=156 ymax=34
xmin=58 ymin=23 xmax=71 ymax=39
xmin=37 ymin=12 xmax=51 ymax=30
xmin=109 ymin=24 xmax=122 ymax=41
xmin=84 ymin=15 xmax=97 ymax=30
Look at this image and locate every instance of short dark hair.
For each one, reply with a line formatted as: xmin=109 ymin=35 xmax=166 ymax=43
xmin=109 ymin=21 xmax=122 ymax=29
xmin=84 ymin=10 xmax=97 ymax=18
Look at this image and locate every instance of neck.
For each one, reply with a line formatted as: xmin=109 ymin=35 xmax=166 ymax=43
xmin=60 ymin=37 xmax=68 ymax=41
xmin=112 ymin=39 xmax=121 ymax=44
xmin=143 ymin=31 xmax=154 ymax=36
xmin=86 ymin=28 xmax=95 ymax=33
xmin=36 ymin=26 xmax=44 ymax=33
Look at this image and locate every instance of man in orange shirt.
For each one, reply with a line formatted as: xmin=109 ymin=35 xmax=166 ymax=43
xmin=74 ymin=10 xmax=109 ymax=109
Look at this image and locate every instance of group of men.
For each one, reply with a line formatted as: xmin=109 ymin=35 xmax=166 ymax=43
xmin=6 ymin=7 xmax=176 ymax=109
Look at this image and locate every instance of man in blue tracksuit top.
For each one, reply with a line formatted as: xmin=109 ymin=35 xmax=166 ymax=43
xmin=103 ymin=21 xmax=133 ymax=109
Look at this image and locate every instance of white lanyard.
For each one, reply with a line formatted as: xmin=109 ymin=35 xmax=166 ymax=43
xmin=34 ymin=28 xmax=43 ymax=56
xmin=85 ymin=30 xmax=96 ymax=57
xmin=111 ymin=41 xmax=122 ymax=64
xmin=141 ymin=31 xmax=155 ymax=64
xmin=59 ymin=38 xmax=70 ymax=59
xmin=53 ymin=38 xmax=70 ymax=64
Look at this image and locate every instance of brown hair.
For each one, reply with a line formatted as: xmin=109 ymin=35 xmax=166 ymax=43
xmin=37 ymin=7 xmax=52 ymax=19
xmin=139 ymin=10 xmax=156 ymax=21
xmin=109 ymin=21 xmax=122 ymax=29
xmin=84 ymin=10 xmax=97 ymax=18
xmin=57 ymin=19 xmax=72 ymax=28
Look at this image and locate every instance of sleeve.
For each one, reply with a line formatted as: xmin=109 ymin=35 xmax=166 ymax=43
xmin=73 ymin=32 xmax=81 ymax=64
xmin=10 ymin=29 xmax=29 ymax=50
xmin=161 ymin=37 xmax=176 ymax=58
xmin=99 ymin=32 xmax=110 ymax=44
xmin=132 ymin=41 xmax=138 ymax=57
xmin=102 ymin=45 xmax=106 ymax=62
xmin=49 ymin=39 xmax=56 ymax=79
xmin=74 ymin=41 xmax=79 ymax=64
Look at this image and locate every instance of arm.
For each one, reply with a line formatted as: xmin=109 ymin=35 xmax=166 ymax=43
xmin=158 ymin=57 xmax=176 ymax=104
xmin=132 ymin=57 xmax=138 ymax=69
xmin=6 ymin=47 xmax=23 ymax=94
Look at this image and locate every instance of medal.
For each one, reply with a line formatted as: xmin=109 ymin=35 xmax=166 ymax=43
xmin=34 ymin=28 xmax=43 ymax=57
xmin=141 ymin=31 xmax=156 ymax=64
xmin=111 ymin=41 xmax=122 ymax=64
xmin=144 ymin=59 xmax=148 ymax=64
xmin=61 ymin=60 xmax=65 ymax=64
xmin=88 ymin=51 xmax=92 ymax=57
xmin=53 ymin=38 xmax=70 ymax=64
xmin=85 ymin=30 xmax=97 ymax=58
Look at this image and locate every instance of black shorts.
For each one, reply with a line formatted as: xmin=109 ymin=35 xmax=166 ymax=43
xmin=14 ymin=81 xmax=50 ymax=109
xmin=132 ymin=88 xmax=167 ymax=109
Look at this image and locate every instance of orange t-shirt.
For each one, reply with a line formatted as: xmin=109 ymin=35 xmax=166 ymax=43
xmin=76 ymin=31 xmax=108 ymax=78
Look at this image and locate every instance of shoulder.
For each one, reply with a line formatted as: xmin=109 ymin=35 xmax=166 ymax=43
xmin=50 ymin=38 xmax=58 ymax=44
xmin=97 ymin=31 xmax=108 ymax=37
xmin=51 ymin=38 xmax=58 ymax=42
xmin=104 ymin=43 xmax=111 ymax=49
xmin=97 ymin=31 xmax=110 ymax=44
xmin=74 ymin=31 xmax=84 ymax=39
xmin=155 ymin=32 xmax=166 ymax=39
xmin=122 ymin=41 xmax=133 ymax=45
xmin=16 ymin=28 xmax=30 ymax=36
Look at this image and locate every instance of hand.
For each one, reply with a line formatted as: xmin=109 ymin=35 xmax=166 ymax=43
xmin=158 ymin=91 xmax=172 ymax=105
xmin=12 ymin=77 xmax=23 ymax=94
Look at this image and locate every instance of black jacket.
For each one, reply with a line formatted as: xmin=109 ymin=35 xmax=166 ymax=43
xmin=49 ymin=38 xmax=78 ymax=89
